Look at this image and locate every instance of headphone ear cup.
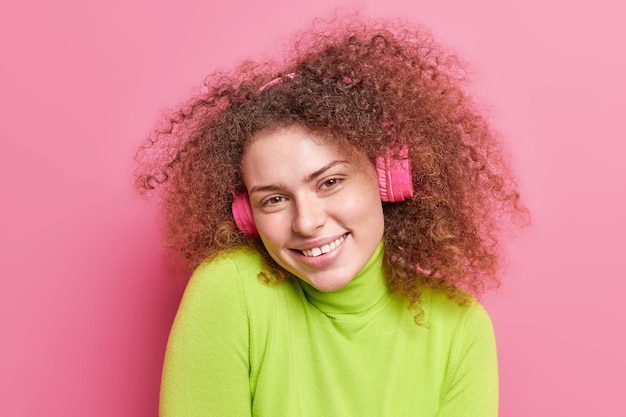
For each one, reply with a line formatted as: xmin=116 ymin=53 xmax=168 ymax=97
xmin=376 ymin=145 xmax=414 ymax=202
xmin=232 ymin=192 xmax=259 ymax=236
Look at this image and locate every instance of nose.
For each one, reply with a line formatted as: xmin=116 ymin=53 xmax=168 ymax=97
xmin=292 ymin=197 xmax=326 ymax=236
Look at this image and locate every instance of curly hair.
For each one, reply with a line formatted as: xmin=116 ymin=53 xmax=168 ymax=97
xmin=135 ymin=15 xmax=528 ymax=307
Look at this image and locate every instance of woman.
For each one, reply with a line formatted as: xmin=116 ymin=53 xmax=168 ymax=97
xmin=136 ymin=15 xmax=526 ymax=417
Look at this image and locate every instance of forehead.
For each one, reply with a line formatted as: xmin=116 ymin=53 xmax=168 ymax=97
xmin=241 ymin=126 xmax=363 ymax=183
xmin=244 ymin=125 xmax=354 ymax=161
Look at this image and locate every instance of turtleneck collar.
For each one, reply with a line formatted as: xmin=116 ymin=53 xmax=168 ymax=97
xmin=297 ymin=241 xmax=389 ymax=316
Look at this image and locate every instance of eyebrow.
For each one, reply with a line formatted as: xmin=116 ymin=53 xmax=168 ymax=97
xmin=306 ymin=160 xmax=350 ymax=182
xmin=248 ymin=160 xmax=350 ymax=194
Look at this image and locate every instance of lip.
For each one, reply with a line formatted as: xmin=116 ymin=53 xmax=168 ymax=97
xmin=290 ymin=233 xmax=350 ymax=268
xmin=292 ymin=233 xmax=348 ymax=251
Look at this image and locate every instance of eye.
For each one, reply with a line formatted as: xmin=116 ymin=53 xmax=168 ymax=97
xmin=261 ymin=195 xmax=287 ymax=206
xmin=320 ymin=178 xmax=341 ymax=190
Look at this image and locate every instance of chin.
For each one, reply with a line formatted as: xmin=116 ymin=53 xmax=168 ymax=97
xmin=296 ymin=269 xmax=358 ymax=292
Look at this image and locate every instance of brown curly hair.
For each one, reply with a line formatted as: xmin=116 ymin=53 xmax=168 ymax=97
xmin=135 ymin=15 xmax=528 ymax=307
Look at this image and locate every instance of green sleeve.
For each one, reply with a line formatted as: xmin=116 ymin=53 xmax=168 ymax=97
xmin=437 ymin=303 xmax=499 ymax=417
xmin=159 ymin=255 xmax=252 ymax=417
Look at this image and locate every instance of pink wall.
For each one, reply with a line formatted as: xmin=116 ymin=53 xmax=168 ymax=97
xmin=1 ymin=0 xmax=624 ymax=415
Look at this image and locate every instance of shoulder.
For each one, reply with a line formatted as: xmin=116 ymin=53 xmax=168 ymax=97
xmin=177 ymin=248 xmax=269 ymax=317
xmin=181 ymin=247 xmax=296 ymax=319
xmin=185 ymin=247 xmax=267 ymax=295
xmin=420 ymin=287 xmax=493 ymax=329
xmin=419 ymin=287 xmax=497 ymax=376
xmin=419 ymin=287 xmax=495 ymax=352
xmin=193 ymin=247 xmax=266 ymax=281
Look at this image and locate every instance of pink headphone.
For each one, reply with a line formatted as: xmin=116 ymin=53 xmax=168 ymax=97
xmin=232 ymin=145 xmax=413 ymax=236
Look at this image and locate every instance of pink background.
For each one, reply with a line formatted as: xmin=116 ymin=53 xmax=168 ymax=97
xmin=1 ymin=0 xmax=624 ymax=415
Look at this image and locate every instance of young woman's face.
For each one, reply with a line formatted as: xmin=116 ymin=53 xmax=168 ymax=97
xmin=242 ymin=126 xmax=385 ymax=292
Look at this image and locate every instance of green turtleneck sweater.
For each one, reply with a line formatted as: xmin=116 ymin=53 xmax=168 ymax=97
xmin=160 ymin=244 xmax=498 ymax=417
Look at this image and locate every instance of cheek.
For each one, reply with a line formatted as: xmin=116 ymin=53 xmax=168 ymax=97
xmin=254 ymin=214 xmax=288 ymax=247
xmin=343 ymin=184 xmax=384 ymax=225
xmin=361 ymin=183 xmax=385 ymax=231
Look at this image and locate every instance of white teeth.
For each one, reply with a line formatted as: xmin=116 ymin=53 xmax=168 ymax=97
xmin=301 ymin=235 xmax=345 ymax=257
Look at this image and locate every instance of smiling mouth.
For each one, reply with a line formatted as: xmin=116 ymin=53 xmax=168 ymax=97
xmin=300 ymin=234 xmax=347 ymax=257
